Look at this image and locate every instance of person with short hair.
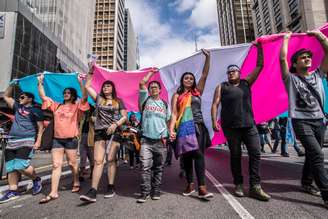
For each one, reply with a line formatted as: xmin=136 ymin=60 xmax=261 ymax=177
xmin=280 ymin=30 xmax=328 ymax=207
xmin=0 ymin=85 xmax=44 ymax=204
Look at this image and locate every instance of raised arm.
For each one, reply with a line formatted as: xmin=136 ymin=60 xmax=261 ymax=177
xmin=245 ymin=42 xmax=264 ymax=86
xmin=197 ymin=49 xmax=211 ymax=95
xmin=211 ymin=85 xmax=222 ymax=132
xmin=37 ymin=74 xmax=48 ymax=102
xmin=85 ymin=67 xmax=97 ymax=101
xmin=139 ymin=68 xmax=157 ymax=90
xmin=280 ymin=32 xmax=292 ymax=81
xmin=169 ymin=93 xmax=179 ymax=140
xmin=308 ymin=30 xmax=328 ymax=74
xmin=78 ymin=74 xmax=88 ymax=103
xmin=3 ymin=84 xmax=15 ymax=109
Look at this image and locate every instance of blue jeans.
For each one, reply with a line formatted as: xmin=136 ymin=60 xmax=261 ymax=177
xmin=140 ymin=138 xmax=167 ymax=195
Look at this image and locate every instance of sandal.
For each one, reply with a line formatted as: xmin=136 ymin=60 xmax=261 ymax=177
xmin=39 ymin=195 xmax=58 ymax=204
xmin=72 ymin=185 xmax=80 ymax=193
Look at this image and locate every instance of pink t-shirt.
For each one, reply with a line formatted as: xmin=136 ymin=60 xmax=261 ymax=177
xmin=42 ymin=97 xmax=90 ymax=139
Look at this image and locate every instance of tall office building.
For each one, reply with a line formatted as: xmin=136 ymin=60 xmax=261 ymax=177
xmin=251 ymin=0 xmax=328 ymax=37
xmin=123 ymin=8 xmax=138 ymax=70
xmin=92 ymin=0 xmax=125 ymax=70
xmin=217 ymin=0 xmax=254 ymax=46
xmin=0 ymin=0 xmax=95 ymax=93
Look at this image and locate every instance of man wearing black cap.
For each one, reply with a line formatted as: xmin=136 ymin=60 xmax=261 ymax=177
xmin=211 ymin=42 xmax=270 ymax=201
xmin=280 ymin=30 xmax=328 ymax=207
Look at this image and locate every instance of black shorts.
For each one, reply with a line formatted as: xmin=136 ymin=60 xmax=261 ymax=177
xmin=94 ymin=129 xmax=121 ymax=142
xmin=52 ymin=138 xmax=79 ymax=150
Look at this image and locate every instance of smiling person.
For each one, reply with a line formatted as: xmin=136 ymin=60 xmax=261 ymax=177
xmin=0 ymin=85 xmax=44 ymax=204
xmin=280 ymin=31 xmax=328 ymax=207
xmin=80 ymin=65 xmax=127 ymax=203
xmin=211 ymin=42 xmax=270 ymax=201
xmin=136 ymin=68 xmax=170 ymax=203
xmin=38 ymin=74 xmax=90 ymax=204
xmin=169 ymin=49 xmax=213 ymax=200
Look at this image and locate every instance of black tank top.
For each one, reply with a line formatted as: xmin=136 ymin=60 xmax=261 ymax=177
xmin=220 ymin=80 xmax=255 ymax=128
xmin=191 ymin=96 xmax=203 ymax=123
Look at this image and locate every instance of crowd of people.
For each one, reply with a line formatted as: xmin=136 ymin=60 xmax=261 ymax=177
xmin=0 ymin=30 xmax=328 ymax=208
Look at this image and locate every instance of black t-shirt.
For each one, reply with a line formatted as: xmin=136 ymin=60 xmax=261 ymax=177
xmin=191 ymin=96 xmax=204 ymax=123
xmin=220 ymin=80 xmax=255 ymax=128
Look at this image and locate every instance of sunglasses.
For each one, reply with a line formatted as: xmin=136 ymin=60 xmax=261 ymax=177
xmin=19 ymin=95 xmax=27 ymax=100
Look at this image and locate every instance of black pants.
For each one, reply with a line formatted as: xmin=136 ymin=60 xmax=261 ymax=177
xmin=183 ymin=150 xmax=205 ymax=186
xmin=182 ymin=122 xmax=209 ymax=187
xmin=223 ymin=125 xmax=261 ymax=187
xmin=292 ymin=119 xmax=328 ymax=201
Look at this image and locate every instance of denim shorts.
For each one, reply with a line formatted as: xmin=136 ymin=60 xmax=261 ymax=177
xmin=53 ymin=138 xmax=79 ymax=150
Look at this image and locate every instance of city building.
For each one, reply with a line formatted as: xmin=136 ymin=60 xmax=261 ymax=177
xmin=123 ymin=8 xmax=138 ymax=70
xmin=217 ymin=0 xmax=254 ymax=46
xmin=251 ymin=0 xmax=328 ymax=37
xmin=92 ymin=0 xmax=125 ymax=70
xmin=0 ymin=0 xmax=95 ymax=93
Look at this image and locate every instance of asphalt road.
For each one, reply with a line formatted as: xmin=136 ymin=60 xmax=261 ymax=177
xmin=0 ymin=147 xmax=328 ymax=219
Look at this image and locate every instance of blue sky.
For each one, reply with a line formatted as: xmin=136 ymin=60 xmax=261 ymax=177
xmin=126 ymin=0 xmax=219 ymax=68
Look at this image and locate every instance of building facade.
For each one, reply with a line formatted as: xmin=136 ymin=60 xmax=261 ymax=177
xmin=251 ymin=0 xmax=328 ymax=37
xmin=0 ymin=0 xmax=95 ymax=92
xmin=92 ymin=0 xmax=125 ymax=70
xmin=217 ymin=0 xmax=254 ymax=46
xmin=123 ymin=8 xmax=138 ymax=70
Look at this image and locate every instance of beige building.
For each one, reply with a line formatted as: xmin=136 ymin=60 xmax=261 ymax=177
xmin=93 ymin=0 xmax=125 ymax=70
xmin=217 ymin=0 xmax=255 ymax=46
xmin=251 ymin=0 xmax=328 ymax=37
xmin=124 ymin=8 xmax=138 ymax=70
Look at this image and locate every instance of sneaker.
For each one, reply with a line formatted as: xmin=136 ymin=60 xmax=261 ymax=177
xmin=324 ymin=200 xmax=328 ymax=209
xmin=32 ymin=177 xmax=42 ymax=195
xmin=297 ymin=151 xmax=305 ymax=157
xmin=302 ymin=185 xmax=321 ymax=197
xmin=104 ymin=185 xmax=115 ymax=198
xmin=0 ymin=190 xmax=21 ymax=204
xmin=151 ymin=191 xmax=161 ymax=200
xmin=182 ymin=183 xmax=195 ymax=196
xmin=234 ymin=184 xmax=244 ymax=197
xmin=80 ymin=188 xmax=97 ymax=203
xmin=281 ymin=153 xmax=290 ymax=157
xmin=198 ymin=186 xmax=214 ymax=200
xmin=249 ymin=185 xmax=270 ymax=201
xmin=137 ymin=194 xmax=150 ymax=203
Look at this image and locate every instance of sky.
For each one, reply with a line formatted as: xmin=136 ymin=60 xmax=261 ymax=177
xmin=125 ymin=0 xmax=219 ymax=68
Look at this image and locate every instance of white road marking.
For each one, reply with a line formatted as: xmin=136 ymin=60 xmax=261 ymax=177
xmin=205 ymin=170 xmax=255 ymax=219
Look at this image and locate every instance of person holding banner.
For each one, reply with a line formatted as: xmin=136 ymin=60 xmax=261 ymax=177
xmin=80 ymin=66 xmax=127 ymax=203
xmin=38 ymin=74 xmax=90 ymax=204
xmin=211 ymin=42 xmax=271 ymax=201
xmin=0 ymin=85 xmax=44 ymax=204
xmin=280 ymin=30 xmax=328 ymax=207
xmin=169 ymin=49 xmax=213 ymax=200
xmin=136 ymin=69 xmax=170 ymax=203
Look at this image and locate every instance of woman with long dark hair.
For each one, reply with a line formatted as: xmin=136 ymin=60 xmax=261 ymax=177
xmin=80 ymin=67 xmax=127 ymax=203
xmin=38 ymin=74 xmax=90 ymax=204
xmin=169 ymin=49 xmax=213 ymax=200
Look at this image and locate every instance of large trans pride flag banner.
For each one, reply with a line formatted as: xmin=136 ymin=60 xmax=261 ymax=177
xmin=17 ymin=23 xmax=328 ymax=145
